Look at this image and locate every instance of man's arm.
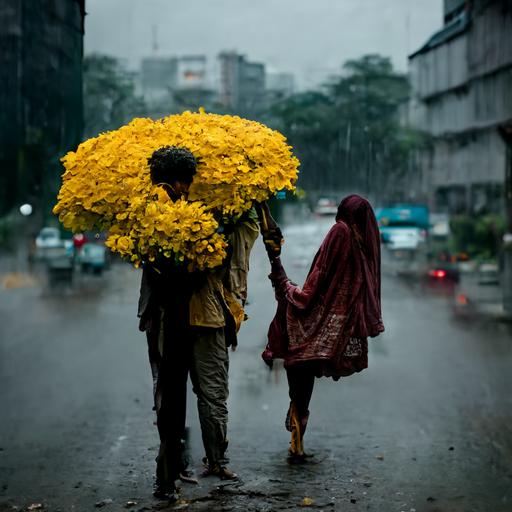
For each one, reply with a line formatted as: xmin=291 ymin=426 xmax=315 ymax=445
xmin=226 ymin=210 xmax=260 ymax=304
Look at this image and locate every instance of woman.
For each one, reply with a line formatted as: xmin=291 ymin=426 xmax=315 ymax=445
xmin=260 ymin=195 xmax=384 ymax=461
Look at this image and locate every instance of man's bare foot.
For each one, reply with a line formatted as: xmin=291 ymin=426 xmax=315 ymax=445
xmin=202 ymin=463 xmax=238 ymax=480
xmin=153 ymin=483 xmax=179 ymax=501
xmin=179 ymin=470 xmax=199 ymax=485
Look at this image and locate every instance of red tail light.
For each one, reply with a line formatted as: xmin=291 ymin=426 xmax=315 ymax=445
xmin=428 ymin=269 xmax=447 ymax=278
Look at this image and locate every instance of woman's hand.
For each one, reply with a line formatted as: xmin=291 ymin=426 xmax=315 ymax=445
xmin=255 ymin=202 xmax=284 ymax=260
xmin=269 ymin=257 xmax=289 ymax=297
xmin=263 ymin=227 xmax=284 ymax=259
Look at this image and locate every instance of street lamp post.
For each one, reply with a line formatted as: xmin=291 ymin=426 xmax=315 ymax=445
xmin=16 ymin=203 xmax=33 ymax=274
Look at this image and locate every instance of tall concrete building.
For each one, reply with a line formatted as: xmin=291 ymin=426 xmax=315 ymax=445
xmin=218 ymin=52 xmax=266 ymax=115
xmin=173 ymin=55 xmax=216 ymax=110
xmin=139 ymin=55 xmax=215 ymax=116
xmin=408 ymin=0 xmax=512 ymax=315
xmin=408 ymin=0 xmax=512 ymax=217
xmin=0 ymin=0 xmax=85 ymax=217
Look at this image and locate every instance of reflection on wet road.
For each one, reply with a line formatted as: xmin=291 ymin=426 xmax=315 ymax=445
xmin=1 ymin=217 xmax=511 ymax=511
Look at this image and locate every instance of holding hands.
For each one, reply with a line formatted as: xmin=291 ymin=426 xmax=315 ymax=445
xmin=255 ymin=202 xmax=284 ymax=261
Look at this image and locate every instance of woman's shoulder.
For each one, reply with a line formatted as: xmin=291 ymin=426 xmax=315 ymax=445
xmin=318 ymin=221 xmax=351 ymax=253
xmin=329 ymin=220 xmax=350 ymax=237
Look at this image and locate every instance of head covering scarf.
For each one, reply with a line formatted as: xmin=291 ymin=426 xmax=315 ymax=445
xmin=335 ymin=194 xmax=383 ymax=338
xmin=263 ymin=194 xmax=384 ymax=376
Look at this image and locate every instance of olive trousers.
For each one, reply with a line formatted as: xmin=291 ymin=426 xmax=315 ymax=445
xmin=147 ymin=310 xmax=229 ymax=491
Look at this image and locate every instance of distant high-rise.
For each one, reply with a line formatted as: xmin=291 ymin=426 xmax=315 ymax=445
xmin=176 ymin=55 xmax=207 ymax=90
xmin=140 ymin=55 xmax=216 ymax=115
xmin=173 ymin=55 xmax=215 ymax=111
xmin=218 ymin=52 xmax=266 ymax=114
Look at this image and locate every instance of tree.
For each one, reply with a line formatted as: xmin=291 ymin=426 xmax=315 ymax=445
xmin=83 ymin=54 xmax=145 ymax=137
xmin=327 ymin=55 xmax=414 ymax=200
xmin=268 ymin=54 xmax=427 ymax=203
xmin=269 ymin=92 xmax=336 ymax=190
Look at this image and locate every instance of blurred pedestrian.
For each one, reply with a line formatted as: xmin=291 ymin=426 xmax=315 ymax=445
xmin=72 ymin=233 xmax=87 ymax=264
xmin=261 ymin=195 xmax=384 ymax=462
xmin=138 ymin=146 xmax=259 ymax=500
xmin=72 ymin=233 xmax=87 ymax=251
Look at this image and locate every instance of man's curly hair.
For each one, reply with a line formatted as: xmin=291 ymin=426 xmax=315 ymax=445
xmin=148 ymin=146 xmax=197 ymax=185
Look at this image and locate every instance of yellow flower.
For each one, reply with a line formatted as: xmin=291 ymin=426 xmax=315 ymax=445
xmin=117 ymin=236 xmax=133 ymax=252
xmin=53 ymin=111 xmax=299 ymax=270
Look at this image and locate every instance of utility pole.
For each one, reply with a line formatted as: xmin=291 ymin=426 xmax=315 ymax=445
xmin=152 ymin=25 xmax=159 ymax=55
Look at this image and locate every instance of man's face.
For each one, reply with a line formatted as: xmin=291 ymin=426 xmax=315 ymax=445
xmin=158 ymin=180 xmax=191 ymax=201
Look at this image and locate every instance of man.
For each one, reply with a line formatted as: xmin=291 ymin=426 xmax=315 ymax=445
xmin=138 ymin=146 xmax=260 ymax=500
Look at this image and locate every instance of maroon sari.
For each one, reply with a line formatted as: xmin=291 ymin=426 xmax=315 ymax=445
xmin=263 ymin=195 xmax=384 ymax=380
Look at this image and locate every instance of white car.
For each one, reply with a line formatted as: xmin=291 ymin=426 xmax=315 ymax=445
xmin=35 ymin=227 xmax=61 ymax=249
xmin=314 ymin=198 xmax=338 ymax=216
xmin=383 ymin=227 xmax=426 ymax=251
xmin=35 ymin=227 xmax=73 ymax=260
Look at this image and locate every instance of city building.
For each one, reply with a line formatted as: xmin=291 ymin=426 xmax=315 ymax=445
xmin=139 ymin=55 xmax=216 ymax=116
xmin=140 ymin=56 xmax=178 ymax=103
xmin=0 ymin=0 xmax=85 ymax=217
xmin=408 ymin=0 xmax=512 ymax=217
xmin=218 ymin=52 xmax=266 ymax=114
xmin=172 ymin=55 xmax=216 ymax=111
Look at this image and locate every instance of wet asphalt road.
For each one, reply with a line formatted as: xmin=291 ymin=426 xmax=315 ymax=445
xmin=1 ymin=218 xmax=512 ymax=512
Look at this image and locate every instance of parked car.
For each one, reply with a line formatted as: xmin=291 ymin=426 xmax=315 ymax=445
xmin=79 ymin=242 xmax=107 ymax=275
xmin=377 ymin=205 xmax=429 ymax=252
xmin=35 ymin=227 xmax=74 ymax=260
xmin=452 ymin=262 xmax=501 ymax=319
xmin=425 ymin=250 xmax=460 ymax=285
xmin=314 ymin=198 xmax=338 ymax=216
xmin=426 ymin=264 xmax=460 ymax=284
xmin=429 ymin=213 xmax=450 ymax=239
xmin=35 ymin=227 xmax=61 ymax=259
xmin=477 ymin=262 xmax=500 ymax=285
xmin=36 ymin=227 xmax=60 ymax=247
xmin=46 ymin=249 xmax=74 ymax=287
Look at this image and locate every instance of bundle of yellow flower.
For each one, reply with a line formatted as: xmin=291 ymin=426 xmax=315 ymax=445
xmin=53 ymin=111 xmax=299 ymax=270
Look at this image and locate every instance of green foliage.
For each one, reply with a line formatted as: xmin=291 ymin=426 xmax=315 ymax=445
xmin=449 ymin=214 xmax=506 ymax=260
xmin=329 ymin=55 xmax=410 ymax=123
xmin=0 ymin=216 xmax=15 ymax=250
xmin=270 ymin=92 xmax=335 ymax=190
xmin=268 ymin=54 xmax=427 ymax=199
xmin=83 ymin=54 xmax=146 ymax=138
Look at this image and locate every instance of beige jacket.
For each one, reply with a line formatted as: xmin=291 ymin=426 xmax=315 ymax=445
xmin=189 ymin=217 xmax=260 ymax=330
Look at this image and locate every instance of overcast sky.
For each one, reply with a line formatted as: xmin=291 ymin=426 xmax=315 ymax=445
xmin=84 ymin=0 xmax=443 ymax=89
